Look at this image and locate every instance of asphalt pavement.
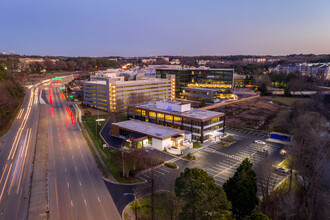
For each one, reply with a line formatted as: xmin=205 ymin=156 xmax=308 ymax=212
xmin=0 ymin=87 xmax=40 ymax=220
xmin=47 ymin=86 xmax=121 ymax=219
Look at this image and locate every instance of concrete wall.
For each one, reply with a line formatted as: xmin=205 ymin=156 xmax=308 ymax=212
xmin=152 ymin=138 xmax=163 ymax=151
xmin=156 ymin=101 xmax=191 ymax=112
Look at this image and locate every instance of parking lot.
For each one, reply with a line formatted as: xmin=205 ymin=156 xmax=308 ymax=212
xmin=141 ymin=128 xmax=289 ymax=196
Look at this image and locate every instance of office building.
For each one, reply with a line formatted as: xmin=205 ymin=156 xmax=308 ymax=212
xmin=156 ymin=68 xmax=234 ymax=99
xmin=128 ymin=100 xmax=225 ymax=143
xmin=111 ymin=119 xmax=188 ymax=153
xmin=83 ymin=76 xmax=175 ymax=112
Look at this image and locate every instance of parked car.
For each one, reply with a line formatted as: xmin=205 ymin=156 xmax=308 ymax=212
xmin=254 ymin=140 xmax=266 ymax=145
xmin=257 ymin=148 xmax=268 ymax=154
xmin=274 ymin=167 xmax=290 ymax=174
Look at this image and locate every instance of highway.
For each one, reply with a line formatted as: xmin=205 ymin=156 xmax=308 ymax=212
xmin=47 ymin=85 xmax=121 ymax=219
xmin=0 ymin=87 xmax=40 ymax=219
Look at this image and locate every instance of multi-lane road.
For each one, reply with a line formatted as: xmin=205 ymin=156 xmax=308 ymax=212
xmin=0 ymin=77 xmax=121 ymax=220
xmin=47 ymin=86 xmax=120 ymax=219
xmin=0 ymin=88 xmax=40 ymax=219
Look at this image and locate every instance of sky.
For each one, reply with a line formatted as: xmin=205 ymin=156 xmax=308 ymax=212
xmin=1 ymin=0 xmax=330 ymax=57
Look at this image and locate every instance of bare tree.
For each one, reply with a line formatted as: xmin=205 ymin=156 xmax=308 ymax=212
xmin=114 ymin=98 xmax=125 ymax=122
xmin=255 ymin=158 xmax=278 ymax=211
xmin=289 ymin=112 xmax=330 ymax=220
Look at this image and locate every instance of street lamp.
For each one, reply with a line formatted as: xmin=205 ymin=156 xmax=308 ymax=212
xmin=95 ymin=118 xmax=105 ymax=138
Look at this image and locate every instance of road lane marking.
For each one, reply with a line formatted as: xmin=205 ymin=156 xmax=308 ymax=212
xmin=97 ymin=196 xmax=100 ymax=203
xmin=75 ymin=167 xmax=77 ymax=171
xmin=0 ymin=163 xmax=13 ymax=202
xmin=16 ymin=128 xmax=32 ymax=194
xmin=55 ymin=177 xmax=59 ymax=217
xmin=71 ymin=200 xmax=73 ymax=207
xmin=84 ymin=199 xmax=87 ymax=206
xmin=79 ymin=181 xmax=81 ymax=186
xmin=0 ymin=164 xmax=8 ymax=185
xmin=67 ymin=182 xmax=69 ymax=188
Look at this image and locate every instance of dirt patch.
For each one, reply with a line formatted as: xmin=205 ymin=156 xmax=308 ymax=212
xmin=215 ymin=97 xmax=289 ymax=131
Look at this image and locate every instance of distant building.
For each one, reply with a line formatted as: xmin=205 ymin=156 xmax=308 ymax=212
xmin=141 ymin=58 xmax=157 ymax=64
xmin=243 ymin=58 xmax=266 ymax=63
xmin=156 ymin=67 xmax=234 ymax=99
xmin=170 ymin=59 xmax=180 ymax=65
xmin=83 ymin=76 xmax=175 ymax=112
xmin=90 ymin=69 xmax=124 ymax=81
xmin=129 ymin=100 xmax=225 ymax=143
xmin=269 ymin=63 xmax=330 ymax=79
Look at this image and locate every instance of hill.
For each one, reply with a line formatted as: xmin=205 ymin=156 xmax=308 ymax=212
xmin=0 ymin=65 xmax=25 ymax=136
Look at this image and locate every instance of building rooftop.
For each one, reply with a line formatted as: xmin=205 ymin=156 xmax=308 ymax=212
xmin=84 ymin=80 xmax=107 ymax=85
xmin=156 ymin=67 xmax=234 ymax=71
xmin=84 ymin=78 xmax=171 ymax=86
xmin=112 ymin=119 xmax=184 ymax=139
xmin=138 ymin=101 xmax=224 ymax=121
xmin=183 ymin=87 xmax=218 ymax=92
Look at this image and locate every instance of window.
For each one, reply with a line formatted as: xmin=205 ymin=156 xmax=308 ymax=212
xmin=142 ymin=110 xmax=146 ymax=116
xmin=149 ymin=111 xmax=156 ymax=118
xmin=157 ymin=113 xmax=164 ymax=119
xmin=165 ymin=114 xmax=173 ymax=121
xmin=174 ymin=116 xmax=182 ymax=122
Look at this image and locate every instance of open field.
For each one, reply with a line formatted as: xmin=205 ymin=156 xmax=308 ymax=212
xmin=215 ymin=96 xmax=309 ymax=131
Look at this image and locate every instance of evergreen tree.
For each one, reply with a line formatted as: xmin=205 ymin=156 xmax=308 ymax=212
xmin=223 ymin=158 xmax=258 ymax=219
xmin=175 ymin=168 xmax=232 ymax=220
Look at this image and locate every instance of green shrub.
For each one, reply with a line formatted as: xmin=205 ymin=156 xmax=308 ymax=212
xmin=165 ymin=162 xmax=177 ymax=169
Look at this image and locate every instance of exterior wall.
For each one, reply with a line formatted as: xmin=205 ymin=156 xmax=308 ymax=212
xmin=83 ymin=76 xmax=175 ymax=112
xmin=131 ymin=108 xmax=225 ymax=143
xmin=83 ymin=81 xmax=110 ymax=112
xmin=156 ymin=68 xmax=234 ymax=99
xmin=152 ymin=138 xmax=164 ymax=151
xmin=156 ymin=101 xmax=190 ymax=112
xmin=182 ymin=87 xmax=218 ymax=102
xmin=110 ymin=124 xmax=120 ymax=136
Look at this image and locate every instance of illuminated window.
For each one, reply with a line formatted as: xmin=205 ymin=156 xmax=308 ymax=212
xmin=142 ymin=110 xmax=146 ymax=116
xmin=149 ymin=111 xmax=156 ymax=118
xmin=165 ymin=114 xmax=173 ymax=121
xmin=174 ymin=116 xmax=182 ymax=122
xmin=157 ymin=113 xmax=164 ymax=119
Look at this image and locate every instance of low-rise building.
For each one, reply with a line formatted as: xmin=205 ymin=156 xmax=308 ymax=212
xmin=83 ymin=76 xmax=175 ymax=112
xmin=111 ymin=119 xmax=189 ymax=152
xmin=182 ymin=87 xmax=219 ymax=102
xmin=128 ymin=100 xmax=225 ymax=143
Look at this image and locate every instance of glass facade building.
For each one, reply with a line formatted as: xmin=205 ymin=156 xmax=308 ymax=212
xmin=156 ymin=68 xmax=234 ymax=99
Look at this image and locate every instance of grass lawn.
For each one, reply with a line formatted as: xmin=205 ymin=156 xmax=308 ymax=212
xmin=193 ymin=143 xmax=203 ymax=148
xmin=275 ymin=175 xmax=301 ymax=194
xmin=82 ymin=114 xmax=161 ymax=183
xmin=82 ymin=115 xmax=136 ymax=183
xmin=269 ymin=96 xmax=309 ymax=106
xmin=278 ymin=156 xmax=292 ymax=168
xmin=126 ymin=191 xmax=182 ymax=220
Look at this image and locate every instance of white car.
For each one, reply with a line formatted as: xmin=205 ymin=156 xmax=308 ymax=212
xmin=254 ymin=140 xmax=266 ymax=145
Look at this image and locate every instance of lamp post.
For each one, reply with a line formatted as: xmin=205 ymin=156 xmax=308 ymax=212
xmin=95 ymin=118 xmax=105 ymax=138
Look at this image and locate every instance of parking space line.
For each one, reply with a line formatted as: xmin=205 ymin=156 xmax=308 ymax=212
xmin=154 ymin=170 xmax=165 ymax=175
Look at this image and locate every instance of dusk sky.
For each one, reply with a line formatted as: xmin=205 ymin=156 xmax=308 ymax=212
xmin=1 ymin=0 xmax=330 ymax=57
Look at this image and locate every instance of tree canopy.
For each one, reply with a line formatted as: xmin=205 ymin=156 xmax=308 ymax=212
xmin=175 ymin=168 xmax=232 ymax=220
xmin=223 ymin=158 xmax=258 ymax=219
